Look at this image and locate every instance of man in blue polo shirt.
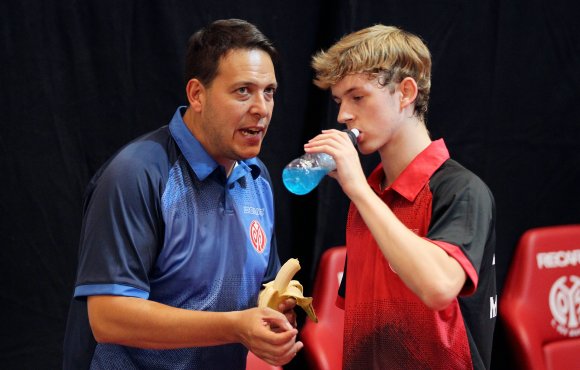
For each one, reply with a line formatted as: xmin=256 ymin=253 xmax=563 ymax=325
xmin=63 ymin=19 xmax=302 ymax=369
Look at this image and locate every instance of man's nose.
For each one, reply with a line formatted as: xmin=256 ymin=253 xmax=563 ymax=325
xmin=250 ymin=93 xmax=269 ymax=118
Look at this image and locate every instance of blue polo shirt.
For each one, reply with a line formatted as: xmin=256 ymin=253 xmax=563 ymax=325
xmin=64 ymin=107 xmax=280 ymax=370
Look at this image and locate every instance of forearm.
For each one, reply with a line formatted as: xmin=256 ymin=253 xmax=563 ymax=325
xmin=88 ymin=295 xmax=240 ymax=349
xmin=349 ymin=186 xmax=466 ymax=310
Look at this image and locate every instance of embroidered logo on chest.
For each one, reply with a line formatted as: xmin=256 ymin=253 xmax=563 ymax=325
xmin=250 ymin=220 xmax=267 ymax=253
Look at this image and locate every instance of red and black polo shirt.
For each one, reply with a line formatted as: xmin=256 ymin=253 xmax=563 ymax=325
xmin=338 ymin=139 xmax=496 ymax=370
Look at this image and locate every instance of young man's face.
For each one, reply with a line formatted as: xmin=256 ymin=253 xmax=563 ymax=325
xmin=331 ymin=73 xmax=404 ymax=155
xmin=198 ymin=48 xmax=277 ymax=167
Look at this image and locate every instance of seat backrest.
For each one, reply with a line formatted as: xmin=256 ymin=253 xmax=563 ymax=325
xmin=246 ymin=351 xmax=282 ymax=370
xmin=500 ymin=225 xmax=580 ymax=370
xmin=301 ymin=246 xmax=346 ymax=370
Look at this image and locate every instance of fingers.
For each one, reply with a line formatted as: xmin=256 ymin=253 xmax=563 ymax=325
xmin=263 ymin=311 xmax=295 ymax=333
xmin=246 ymin=308 xmax=302 ymax=366
xmin=303 ymin=129 xmax=366 ymax=197
xmin=254 ymin=340 xmax=304 ymax=366
xmin=304 ymin=129 xmax=356 ymax=157
xmin=305 ymin=129 xmax=346 ymax=145
xmin=277 ymin=297 xmax=297 ymax=312
xmin=275 ymin=340 xmax=304 ymax=366
xmin=269 ymin=313 xmax=297 ymax=332
xmin=276 ymin=298 xmax=297 ymax=328
xmin=278 ymin=297 xmax=297 ymax=328
xmin=285 ymin=310 xmax=297 ymax=329
xmin=304 ymin=129 xmax=358 ymax=165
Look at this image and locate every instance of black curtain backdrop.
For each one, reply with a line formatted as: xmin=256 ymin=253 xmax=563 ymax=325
xmin=1 ymin=1 xmax=579 ymax=369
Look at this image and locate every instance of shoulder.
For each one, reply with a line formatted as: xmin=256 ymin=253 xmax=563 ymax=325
xmin=428 ymin=159 xmax=495 ymax=222
xmin=430 ymin=159 xmax=493 ymax=201
xmin=86 ymin=127 xmax=175 ymax=197
xmin=112 ymin=127 xmax=173 ymax=171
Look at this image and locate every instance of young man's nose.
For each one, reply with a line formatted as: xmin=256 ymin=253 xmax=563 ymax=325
xmin=337 ymin=104 xmax=354 ymax=123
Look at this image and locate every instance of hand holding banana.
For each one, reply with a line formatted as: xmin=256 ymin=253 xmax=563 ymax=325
xmin=258 ymin=258 xmax=318 ymax=323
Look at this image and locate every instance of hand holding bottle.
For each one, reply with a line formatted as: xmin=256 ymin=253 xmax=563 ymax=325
xmin=282 ymin=129 xmax=359 ymax=195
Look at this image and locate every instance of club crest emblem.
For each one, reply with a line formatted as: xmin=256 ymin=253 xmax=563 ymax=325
xmin=250 ymin=220 xmax=267 ymax=253
xmin=549 ymin=275 xmax=580 ymax=337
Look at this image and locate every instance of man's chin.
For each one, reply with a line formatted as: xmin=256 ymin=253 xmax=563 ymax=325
xmin=237 ymin=147 xmax=261 ymax=159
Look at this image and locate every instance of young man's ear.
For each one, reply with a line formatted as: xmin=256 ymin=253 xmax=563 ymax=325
xmin=399 ymin=77 xmax=418 ymax=109
xmin=186 ymin=79 xmax=205 ymax=112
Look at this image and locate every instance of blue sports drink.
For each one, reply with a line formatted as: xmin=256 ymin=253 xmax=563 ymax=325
xmin=282 ymin=166 xmax=331 ymax=195
xmin=282 ymin=129 xmax=360 ymax=195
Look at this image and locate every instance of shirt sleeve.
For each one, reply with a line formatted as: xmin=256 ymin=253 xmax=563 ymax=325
xmin=427 ymin=161 xmax=495 ymax=294
xmin=74 ymin=143 xmax=165 ymax=299
xmin=336 ymin=256 xmax=347 ymax=309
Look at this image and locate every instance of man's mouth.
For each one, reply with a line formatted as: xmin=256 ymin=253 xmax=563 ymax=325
xmin=240 ymin=128 xmax=263 ymax=136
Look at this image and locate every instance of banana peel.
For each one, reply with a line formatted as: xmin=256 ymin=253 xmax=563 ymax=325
xmin=258 ymin=258 xmax=318 ymax=323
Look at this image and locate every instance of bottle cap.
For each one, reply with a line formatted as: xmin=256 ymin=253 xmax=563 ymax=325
xmin=343 ymin=128 xmax=360 ymax=147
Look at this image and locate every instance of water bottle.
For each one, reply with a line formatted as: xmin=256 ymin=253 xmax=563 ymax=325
xmin=282 ymin=129 xmax=360 ymax=195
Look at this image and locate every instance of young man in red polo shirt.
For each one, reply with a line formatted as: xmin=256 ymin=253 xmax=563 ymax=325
xmin=305 ymin=25 xmax=497 ymax=369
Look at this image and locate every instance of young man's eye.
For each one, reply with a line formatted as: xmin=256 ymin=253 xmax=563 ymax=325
xmin=237 ymin=87 xmax=249 ymax=94
xmin=353 ymin=96 xmax=363 ymax=101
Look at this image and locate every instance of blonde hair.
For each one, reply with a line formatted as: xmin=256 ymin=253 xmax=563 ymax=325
xmin=312 ymin=25 xmax=431 ymax=120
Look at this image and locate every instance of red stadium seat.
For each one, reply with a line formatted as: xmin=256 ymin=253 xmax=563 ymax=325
xmin=500 ymin=225 xmax=580 ymax=370
xmin=246 ymin=351 xmax=282 ymax=370
xmin=301 ymin=246 xmax=346 ymax=370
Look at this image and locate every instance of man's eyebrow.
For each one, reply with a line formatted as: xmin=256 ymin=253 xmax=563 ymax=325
xmin=233 ymin=80 xmax=278 ymax=88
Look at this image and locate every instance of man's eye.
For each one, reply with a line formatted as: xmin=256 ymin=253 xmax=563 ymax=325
xmin=353 ymin=96 xmax=363 ymax=101
xmin=265 ymin=87 xmax=276 ymax=96
xmin=237 ymin=87 xmax=249 ymax=94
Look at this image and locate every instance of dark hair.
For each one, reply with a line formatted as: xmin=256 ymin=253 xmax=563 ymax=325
xmin=184 ymin=19 xmax=278 ymax=86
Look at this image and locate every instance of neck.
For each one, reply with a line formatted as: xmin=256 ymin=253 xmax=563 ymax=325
xmin=225 ymin=161 xmax=237 ymax=178
xmin=379 ymin=119 xmax=431 ymax=187
xmin=182 ymin=107 xmax=197 ymax=135
xmin=183 ymin=107 xmax=236 ymax=173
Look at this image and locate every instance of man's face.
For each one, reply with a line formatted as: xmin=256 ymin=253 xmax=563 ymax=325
xmin=331 ymin=73 xmax=404 ymax=155
xmin=198 ymin=49 xmax=277 ymax=167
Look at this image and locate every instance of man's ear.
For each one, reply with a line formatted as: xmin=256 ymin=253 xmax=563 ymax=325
xmin=186 ymin=79 xmax=205 ymax=112
xmin=399 ymin=77 xmax=418 ymax=109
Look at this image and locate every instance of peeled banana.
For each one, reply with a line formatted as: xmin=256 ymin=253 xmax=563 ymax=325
xmin=258 ymin=258 xmax=318 ymax=323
